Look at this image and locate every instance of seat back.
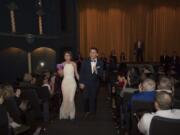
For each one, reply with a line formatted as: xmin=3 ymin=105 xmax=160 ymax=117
xmin=21 ymin=88 xmax=42 ymax=119
xmin=132 ymin=100 xmax=155 ymax=113
xmin=36 ymin=86 xmax=50 ymax=102
xmin=150 ymin=116 xmax=180 ymax=135
xmin=4 ymin=97 xmax=22 ymax=123
xmin=131 ymin=101 xmax=155 ymax=135
xmin=123 ymin=89 xmax=138 ymax=102
xmin=174 ymin=87 xmax=180 ymax=100
xmin=0 ymin=105 xmax=9 ymax=135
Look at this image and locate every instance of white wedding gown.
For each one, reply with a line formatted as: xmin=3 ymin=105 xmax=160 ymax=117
xmin=60 ymin=64 xmax=77 ymax=120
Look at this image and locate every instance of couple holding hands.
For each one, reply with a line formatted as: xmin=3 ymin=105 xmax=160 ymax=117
xmin=57 ymin=48 xmax=103 ymax=120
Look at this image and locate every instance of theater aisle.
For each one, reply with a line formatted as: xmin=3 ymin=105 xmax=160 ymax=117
xmin=47 ymin=85 xmax=118 ymax=135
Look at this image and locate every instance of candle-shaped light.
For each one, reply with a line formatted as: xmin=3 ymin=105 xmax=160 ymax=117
xmin=36 ymin=0 xmax=44 ymax=35
xmin=8 ymin=2 xmax=18 ymax=33
xmin=38 ymin=15 xmax=43 ymax=34
xmin=27 ymin=52 xmax=32 ymax=74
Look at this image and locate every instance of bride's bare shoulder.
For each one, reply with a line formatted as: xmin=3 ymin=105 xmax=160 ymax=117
xmin=71 ymin=61 xmax=77 ymax=66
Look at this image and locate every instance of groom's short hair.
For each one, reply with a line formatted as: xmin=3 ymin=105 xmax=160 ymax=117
xmin=90 ymin=47 xmax=98 ymax=53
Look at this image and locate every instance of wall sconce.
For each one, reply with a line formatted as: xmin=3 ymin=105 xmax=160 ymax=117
xmin=40 ymin=62 xmax=45 ymax=67
xmin=8 ymin=2 xmax=18 ymax=33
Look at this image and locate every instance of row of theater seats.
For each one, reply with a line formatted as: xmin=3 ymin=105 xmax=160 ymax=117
xmin=111 ymin=85 xmax=180 ymax=135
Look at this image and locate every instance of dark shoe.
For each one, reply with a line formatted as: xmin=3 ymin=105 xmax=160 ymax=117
xmin=84 ymin=112 xmax=91 ymax=119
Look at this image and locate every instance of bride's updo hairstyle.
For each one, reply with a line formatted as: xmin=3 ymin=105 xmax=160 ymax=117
xmin=64 ymin=51 xmax=73 ymax=61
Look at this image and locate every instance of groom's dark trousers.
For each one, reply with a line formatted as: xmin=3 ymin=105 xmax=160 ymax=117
xmin=79 ymin=59 xmax=103 ymax=113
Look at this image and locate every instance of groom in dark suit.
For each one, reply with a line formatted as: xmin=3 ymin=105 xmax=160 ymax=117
xmin=79 ymin=47 xmax=103 ymax=117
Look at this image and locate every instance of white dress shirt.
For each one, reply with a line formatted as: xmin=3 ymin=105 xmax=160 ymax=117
xmin=137 ymin=41 xmax=141 ymax=48
xmin=138 ymin=109 xmax=180 ymax=135
xmin=91 ymin=59 xmax=97 ymax=74
xmin=42 ymin=84 xmax=51 ymax=92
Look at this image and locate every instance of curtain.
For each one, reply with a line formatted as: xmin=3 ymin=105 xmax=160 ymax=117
xmin=78 ymin=0 xmax=180 ymax=62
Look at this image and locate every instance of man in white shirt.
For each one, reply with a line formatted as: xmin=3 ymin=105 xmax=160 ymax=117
xmin=138 ymin=91 xmax=180 ymax=135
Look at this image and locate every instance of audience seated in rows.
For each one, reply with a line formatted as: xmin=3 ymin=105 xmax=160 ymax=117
xmin=138 ymin=91 xmax=180 ymax=135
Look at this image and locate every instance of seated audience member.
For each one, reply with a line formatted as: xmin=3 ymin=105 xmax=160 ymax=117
xmin=140 ymin=67 xmax=153 ymax=81
xmin=14 ymin=88 xmax=28 ymax=118
xmin=114 ymin=73 xmax=127 ymax=126
xmin=127 ymin=67 xmax=140 ymax=87
xmin=138 ymin=91 xmax=180 ymax=135
xmin=43 ymin=71 xmax=51 ymax=80
xmin=2 ymin=84 xmax=22 ymax=124
xmin=31 ymin=75 xmax=38 ymax=87
xmin=157 ymin=66 xmax=166 ymax=75
xmin=2 ymin=84 xmax=25 ymax=131
xmin=132 ymin=79 xmax=156 ymax=102
xmin=140 ymin=73 xmax=148 ymax=82
xmin=116 ymin=73 xmax=127 ymax=96
xmin=14 ymin=88 xmax=21 ymax=106
xmin=114 ymin=73 xmax=127 ymax=104
xmin=19 ymin=73 xmax=32 ymax=88
xmin=158 ymin=77 xmax=173 ymax=92
xmin=0 ymin=86 xmax=9 ymax=135
xmin=42 ymin=76 xmax=53 ymax=95
xmin=143 ymin=67 xmax=151 ymax=74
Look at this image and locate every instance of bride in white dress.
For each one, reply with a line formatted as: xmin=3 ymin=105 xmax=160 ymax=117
xmin=58 ymin=51 xmax=79 ymax=120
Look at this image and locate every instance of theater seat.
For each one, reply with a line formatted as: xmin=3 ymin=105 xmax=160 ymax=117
xmin=174 ymin=87 xmax=180 ymax=100
xmin=131 ymin=101 xmax=155 ymax=135
xmin=149 ymin=116 xmax=180 ymax=135
xmin=132 ymin=100 xmax=155 ymax=114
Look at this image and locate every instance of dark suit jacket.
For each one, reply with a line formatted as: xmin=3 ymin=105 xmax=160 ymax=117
xmin=4 ymin=97 xmax=22 ymax=123
xmin=79 ymin=58 xmax=103 ymax=90
xmin=160 ymin=55 xmax=170 ymax=64
xmin=0 ymin=105 xmax=9 ymax=135
xmin=134 ymin=41 xmax=145 ymax=52
xmin=171 ymin=56 xmax=179 ymax=65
